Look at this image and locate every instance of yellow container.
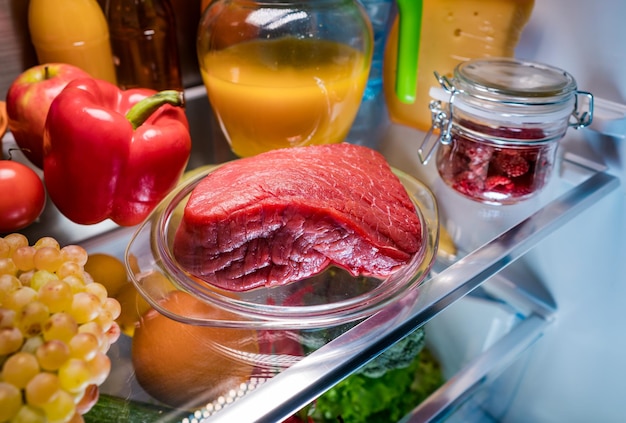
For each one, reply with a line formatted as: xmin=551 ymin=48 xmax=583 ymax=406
xmin=28 ymin=0 xmax=117 ymax=84
xmin=383 ymin=0 xmax=535 ymax=132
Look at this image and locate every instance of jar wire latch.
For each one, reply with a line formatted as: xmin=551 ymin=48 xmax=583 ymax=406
xmin=570 ymin=90 xmax=594 ymax=129
xmin=418 ymin=72 xmax=458 ymax=164
xmin=418 ymin=74 xmax=595 ymax=165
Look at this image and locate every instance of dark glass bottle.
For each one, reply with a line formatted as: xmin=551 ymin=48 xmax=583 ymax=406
xmin=105 ymin=0 xmax=182 ymax=91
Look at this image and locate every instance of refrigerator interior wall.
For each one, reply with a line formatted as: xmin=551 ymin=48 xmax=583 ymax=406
xmin=1 ymin=1 xmax=624 ymax=422
xmin=485 ymin=1 xmax=626 ymax=422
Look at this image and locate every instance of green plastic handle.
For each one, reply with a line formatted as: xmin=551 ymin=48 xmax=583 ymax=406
xmin=395 ymin=0 xmax=423 ymax=104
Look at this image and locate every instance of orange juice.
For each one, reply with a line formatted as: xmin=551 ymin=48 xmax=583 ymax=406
xmin=199 ymin=37 xmax=370 ymax=157
xmin=28 ymin=0 xmax=117 ymax=84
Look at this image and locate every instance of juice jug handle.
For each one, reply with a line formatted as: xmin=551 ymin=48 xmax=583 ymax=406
xmin=394 ymin=0 xmax=423 ymax=104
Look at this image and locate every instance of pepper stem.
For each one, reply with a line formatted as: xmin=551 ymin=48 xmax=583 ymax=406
xmin=125 ymin=90 xmax=185 ymax=130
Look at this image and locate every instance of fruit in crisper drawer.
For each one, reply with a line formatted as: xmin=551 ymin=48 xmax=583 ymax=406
xmin=0 ymin=160 xmax=46 ymax=233
xmin=383 ymin=0 xmax=535 ymax=131
xmin=0 ymin=233 xmax=121 ymax=423
xmin=131 ymin=290 xmax=259 ymax=408
xmin=173 ymin=144 xmax=423 ymax=292
xmin=6 ymin=64 xmax=90 ymax=169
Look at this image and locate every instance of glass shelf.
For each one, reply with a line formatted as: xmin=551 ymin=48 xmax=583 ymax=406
xmin=7 ymin=86 xmax=620 ymax=422
xmin=75 ymin=146 xmax=618 ymax=423
xmin=200 ymin=153 xmax=618 ymax=423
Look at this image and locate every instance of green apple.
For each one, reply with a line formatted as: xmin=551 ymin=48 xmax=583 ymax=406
xmin=6 ymin=63 xmax=90 ymax=168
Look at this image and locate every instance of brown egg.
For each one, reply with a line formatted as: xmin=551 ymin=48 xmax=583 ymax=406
xmin=131 ymin=290 xmax=259 ymax=408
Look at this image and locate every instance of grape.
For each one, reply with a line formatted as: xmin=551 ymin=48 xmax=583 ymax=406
xmin=86 ymin=352 xmax=111 ymax=386
xmin=60 ymin=246 xmax=88 ymax=267
xmin=34 ymin=247 xmax=64 ymax=273
xmin=1 ymin=351 xmax=40 ymax=389
xmin=42 ymin=389 xmax=76 ymax=423
xmin=0 ymin=257 xmax=18 ymax=276
xmin=68 ymin=333 xmax=99 ymax=361
xmin=30 ymin=270 xmax=60 ymax=292
xmin=18 ymin=270 xmax=35 ymax=287
xmin=75 ymin=384 xmax=98 ymax=415
xmin=84 ymin=283 xmax=108 ymax=304
xmin=25 ymin=372 xmax=61 ymax=407
xmin=12 ymin=404 xmax=47 ymax=423
xmin=21 ymin=335 xmax=44 ymax=355
xmin=19 ymin=301 xmax=50 ymax=337
xmin=36 ymin=340 xmax=71 ymax=372
xmin=4 ymin=233 xmax=29 ymax=254
xmin=38 ymin=280 xmax=73 ymax=314
xmin=70 ymin=293 xmax=102 ymax=324
xmin=13 ymin=246 xmax=36 ymax=272
xmin=0 ymin=307 xmax=16 ymax=328
xmin=102 ymin=322 xmax=121 ymax=352
xmin=0 ymin=274 xmax=21 ymax=303
xmin=102 ymin=297 xmax=122 ymax=321
xmin=58 ymin=358 xmax=91 ymax=394
xmin=0 ymin=326 xmax=23 ymax=354
xmin=34 ymin=237 xmax=60 ymax=251
xmin=0 ymin=237 xmax=10 ymax=259
xmin=55 ymin=262 xmax=83 ymax=281
xmin=0 ymin=233 xmax=122 ymax=423
xmin=94 ymin=309 xmax=114 ymax=334
xmin=43 ymin=312 xmax=78 ymax=344
xmin=5 ymin=286 xmax=38 ymax=311
xmin=0 ymin=381 xmax=23 ymax=421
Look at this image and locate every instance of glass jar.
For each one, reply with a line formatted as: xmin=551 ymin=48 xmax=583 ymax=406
xmin=197 ymin=0 xmax=373 ymax=158
xmin=419 ymin=58 xmax=594 ymax=205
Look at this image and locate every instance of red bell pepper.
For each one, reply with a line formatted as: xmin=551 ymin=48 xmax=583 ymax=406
xmin=43 ymin=77 xmax=192 ymax=226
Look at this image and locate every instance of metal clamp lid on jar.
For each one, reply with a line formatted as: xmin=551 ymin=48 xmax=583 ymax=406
xmin=418 ymin=58 xmax=594 ymax=164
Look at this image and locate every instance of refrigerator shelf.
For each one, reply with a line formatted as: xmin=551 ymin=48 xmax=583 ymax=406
xmin=203 ymin=153 xmax=618 ymax=423
xmin=5 ymin=85 xmax=621 ymax=421
xmin=71 ymin=138 xmax=618 ymax=422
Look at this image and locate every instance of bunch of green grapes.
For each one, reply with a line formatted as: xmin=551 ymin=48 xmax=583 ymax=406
xmin=0 ymin=233 xmax=122 ymax=423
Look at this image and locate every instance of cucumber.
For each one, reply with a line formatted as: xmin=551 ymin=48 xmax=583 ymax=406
xmin=84 ymin=393 xmax=190 ymax=423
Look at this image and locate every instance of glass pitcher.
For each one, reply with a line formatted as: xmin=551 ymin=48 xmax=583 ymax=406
xmin=197 ymin=0 xmax=373 ymax=158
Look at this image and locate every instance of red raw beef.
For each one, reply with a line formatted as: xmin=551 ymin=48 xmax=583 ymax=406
xmin=172 ymin=143 xmax=422 ymax=291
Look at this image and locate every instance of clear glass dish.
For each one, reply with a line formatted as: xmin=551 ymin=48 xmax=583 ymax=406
xmin=125 ymin=164 xmax=439 ymax=330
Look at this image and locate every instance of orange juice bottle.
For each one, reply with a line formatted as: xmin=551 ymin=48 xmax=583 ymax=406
xmin=28 ymin=0 xmax=117 ymax=84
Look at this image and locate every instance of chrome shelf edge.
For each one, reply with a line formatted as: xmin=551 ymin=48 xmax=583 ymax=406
xmin=204 ymin=169 xmax=619 ymax=423
xmin=400 ymin=313 xmax=549 ymax=423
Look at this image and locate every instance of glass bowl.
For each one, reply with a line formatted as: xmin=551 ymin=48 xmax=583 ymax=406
xmin=125 ymin=164 xmax=439 ymax=330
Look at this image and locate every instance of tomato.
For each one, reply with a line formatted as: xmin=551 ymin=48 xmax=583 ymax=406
xmin=0 ymin=160 xmax=46 ymax=233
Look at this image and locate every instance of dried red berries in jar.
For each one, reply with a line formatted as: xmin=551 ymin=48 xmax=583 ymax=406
xmin=436 ymin=128 xmax=557 ymax=205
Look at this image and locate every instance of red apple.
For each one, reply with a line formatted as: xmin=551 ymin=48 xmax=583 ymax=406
xmin=6 ymin=63 xmax=90 ymax=169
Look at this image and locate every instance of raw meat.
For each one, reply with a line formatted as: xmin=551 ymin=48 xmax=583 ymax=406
xmin=172 ymin=143 xmax=423 ymax=291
